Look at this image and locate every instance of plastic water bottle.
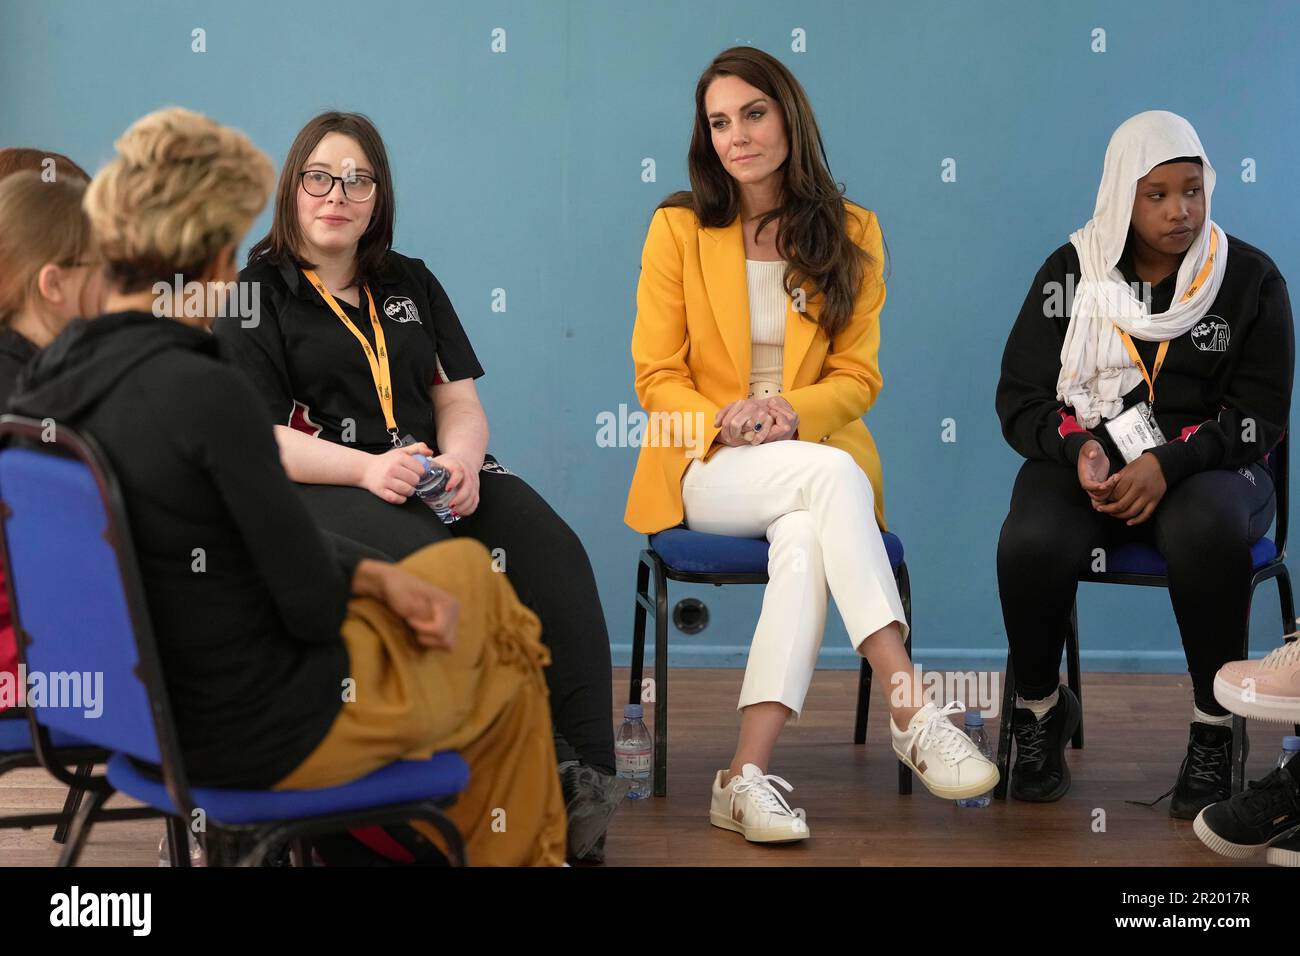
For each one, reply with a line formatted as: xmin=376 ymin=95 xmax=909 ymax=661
xmin=956 ymin=712 xmax=993 ymax=808
xmin=1277 ymin=736 xmax=1300 ymax=771
xmin=411 ymin=455 xmax=458 ymax=524
xmin=615 ymin=704 xmax=653 ymax=800
xmin=157 ymin=830 xmax=205 ymax=866
xmin=394 ymin=433 xmax=458 ymax=524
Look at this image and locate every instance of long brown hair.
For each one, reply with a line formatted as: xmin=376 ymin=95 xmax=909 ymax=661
xmin=0 ymin=172 xmax=97 ymax=325
xmin=247 ymin=111 xmax=396 ymax=287
xmin=659 ymin=46 xmax=876 ymax=339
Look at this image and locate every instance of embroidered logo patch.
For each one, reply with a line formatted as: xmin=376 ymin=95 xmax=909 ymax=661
xmin=1190 ymin=316 xmax=1229 ymax=352
xmin=383 ymin=296 xmax=421 ymax=324
xmin=481 ymin=457 xmax=513 ymax=476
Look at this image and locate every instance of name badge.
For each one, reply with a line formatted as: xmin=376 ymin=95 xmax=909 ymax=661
xmin=1103 ymin=401 xmax=1167 ymax=464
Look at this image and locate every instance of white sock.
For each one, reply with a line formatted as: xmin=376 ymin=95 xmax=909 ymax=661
xmin=1016 ymin=689 xmax=1059 ymax=721
xmin=1193 ymin=705 xmax=1232 ymax=727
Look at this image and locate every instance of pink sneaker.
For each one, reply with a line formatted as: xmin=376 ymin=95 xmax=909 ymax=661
xmin=1214 ymin=639 xmax=1300 ymax=723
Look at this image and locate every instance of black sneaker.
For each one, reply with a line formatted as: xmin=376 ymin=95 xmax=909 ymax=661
xmin=1193 ymin=764 xmax=1300 ymax=859
xmin=1169 ymin=722 xmax=1238 ymax=820
xmin=560 ymin=762 xmax=631 ymax=863
xmin=1010 ymin=685 xmax=1081 ymax=802
xmin=1266 ymin=830 xmax=1300 ymax=867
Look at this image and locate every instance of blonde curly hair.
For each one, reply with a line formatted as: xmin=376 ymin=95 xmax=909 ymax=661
xmin=84 ymin=107 xmax=275 ymax=292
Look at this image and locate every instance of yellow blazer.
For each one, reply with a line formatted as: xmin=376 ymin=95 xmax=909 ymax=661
xmin=624 ymin=200 xmax=889 ymax=535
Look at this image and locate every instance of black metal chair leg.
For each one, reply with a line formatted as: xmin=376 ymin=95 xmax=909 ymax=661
xmin=1277 ymin=567 xmax=1296 ymax=637
xmin=854 ymin=658 xmax=872 ymax=745
xmin=897 ymin=568 xmax=914 ymax=795
xmin=1231 ymin=714 xmax=1248 ymax=795
xmin=630 ymin=555 xmax=649 ymax=706
xmin=420 ymin=806 xmax=468 ymax=866
xmin=166 ymin=816 xmax=191 ymax=867
xmin=52 ymin=761 xmax=93 ymax=844
xmin=56 ymin=786 xmax=110 ymax=867
xmin=994 ymin=654 xmax=1016 ymax=799
xmin=652 ymin=562 xmax=669 ymax=798
xmin=1066 ymin=603 xmax=1083 ymax=750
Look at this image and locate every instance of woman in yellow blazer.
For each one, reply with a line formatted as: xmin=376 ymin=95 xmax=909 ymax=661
xmin=625 ymin=47 xmax=998 ymax=842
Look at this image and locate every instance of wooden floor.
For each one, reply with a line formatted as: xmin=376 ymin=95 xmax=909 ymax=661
xmin=0 ymin=669 xmax=1277 ymax=867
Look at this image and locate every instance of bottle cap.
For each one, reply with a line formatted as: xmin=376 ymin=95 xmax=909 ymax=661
xmin=624 ymin=704 xmax=644 ymax=720
xmin=964 ymin=712 xmax=984 ymax=727
xmin=1284 ymin=736 xmax=1300 ymax=751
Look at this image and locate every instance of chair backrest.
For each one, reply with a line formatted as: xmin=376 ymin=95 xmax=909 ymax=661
xmin=0 ymin=417 xmax=174 ymax=768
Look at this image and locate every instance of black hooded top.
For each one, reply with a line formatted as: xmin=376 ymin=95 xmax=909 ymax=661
xmin=0 ymin=326 xmax=39 ymax=406
xmin=8 ymin=311 xmax=366 ymax=788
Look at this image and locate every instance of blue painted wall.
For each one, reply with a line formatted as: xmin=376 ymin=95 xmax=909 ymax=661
xmin=4 ymin=0 xmax=1297 ymax=673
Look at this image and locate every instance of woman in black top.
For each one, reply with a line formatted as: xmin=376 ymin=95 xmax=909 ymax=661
xmin=995 ymin=111 xmax=1294 ymax=817
xmin=11 ymin=106 xmax=567 ymax=864
xmin=214 ymin=112 xmax=622 ymax=856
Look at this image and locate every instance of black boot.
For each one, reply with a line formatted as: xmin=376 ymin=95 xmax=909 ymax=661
xmin=1010 ymin=685 xmax=1081 ymax=802
xmin=1168 ymin=721 xmax=1239 ymax=820
xmin=560 ymin=762 xmax=631 ymax=863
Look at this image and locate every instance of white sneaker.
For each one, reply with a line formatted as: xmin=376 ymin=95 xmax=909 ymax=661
xmin=891 ymin=701 xmax=1000 ymax=800
xmin=709 ymin=764 xmax=810 ymax=843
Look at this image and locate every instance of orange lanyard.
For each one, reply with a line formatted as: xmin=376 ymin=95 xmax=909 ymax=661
xmin=302 ymin=269 xmax=401 ymax=446
xmin=1116 ymin=333 xmax=1169 ymax=405
xmin=1114 ymin=229 xmax=1219 ymax=405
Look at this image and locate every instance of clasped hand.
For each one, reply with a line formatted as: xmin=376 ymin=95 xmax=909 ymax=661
xmin=352 ymin=559 xmax=459 ymax=652
xmin=1077 ymin=439 xmax=1167 ymax=526
xmin=714 ymin=396 xmax=800 ymax=446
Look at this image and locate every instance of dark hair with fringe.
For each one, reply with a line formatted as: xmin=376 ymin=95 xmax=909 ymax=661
xmin=248 ymin=111 xmax=395 ymax=288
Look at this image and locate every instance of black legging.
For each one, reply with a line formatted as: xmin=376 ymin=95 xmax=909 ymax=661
xmin=298 ymin=459 xmax=615 ymax=774
xmin=996 ymin=458 xmax=1276 ymax=714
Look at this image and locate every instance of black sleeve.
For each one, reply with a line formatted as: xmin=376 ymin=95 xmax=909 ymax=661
xmin=213 ymin=276 xmax=296 ymax=426
xmin=180 ymin=362 xmax=358 ymax=642
xmin=1150 ymin=272 xmax=1294 ymax=485
xmin=995 ymin=253 xmax=1099 ymax=467
xmin=414 ymin=259 xmax=484 ymax=383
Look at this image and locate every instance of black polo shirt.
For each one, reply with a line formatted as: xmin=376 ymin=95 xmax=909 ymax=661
xmin=216 ymin=252 xmax=484 ymax=454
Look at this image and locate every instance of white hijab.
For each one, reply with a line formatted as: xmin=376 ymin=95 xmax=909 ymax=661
xmin=1057 ymin=110 xmax=1228 ymax=428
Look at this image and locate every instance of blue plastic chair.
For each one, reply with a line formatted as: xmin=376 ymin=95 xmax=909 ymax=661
xmin=0 ymin=415 xmax=470 ymax=866
xmin=630 ymin=524 xmax=912 ymax=797
xmin=994 ymin=430 xmax=1297 ymax=799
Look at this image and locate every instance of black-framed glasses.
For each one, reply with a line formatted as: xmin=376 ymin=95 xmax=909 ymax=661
xmin=299 ymin=169 xmax=377 ymax=202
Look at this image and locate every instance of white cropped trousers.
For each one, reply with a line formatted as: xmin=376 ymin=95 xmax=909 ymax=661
xmin=681 ymin=440 xmax=909 ymax=716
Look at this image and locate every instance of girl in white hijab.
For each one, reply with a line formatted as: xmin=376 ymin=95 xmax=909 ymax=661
xmin=994 ymin=109 xmax=1293 ymax=821
xmin=1057 ymin=110 xmax=1228 ymax=428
